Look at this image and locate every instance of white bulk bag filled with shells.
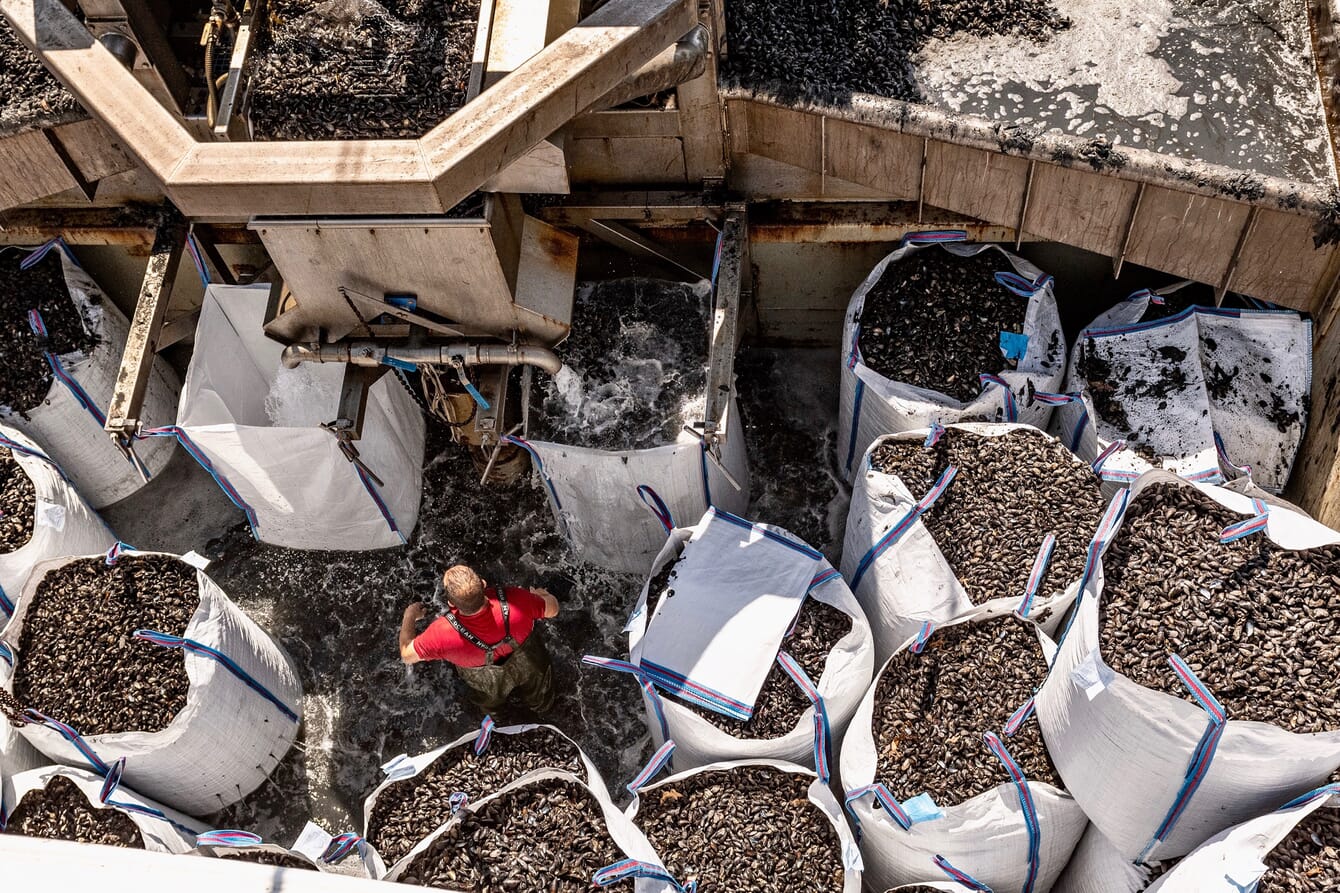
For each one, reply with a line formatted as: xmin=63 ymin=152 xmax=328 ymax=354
xmin=841 ymin=607 xmax=1087 ymax=893
xmin=517 ymin=398 xmax=750 ymax=575
xmin=0 ymin=549 xmax=303 ymax=815
xmin=383 ymin=768 xmax=676 ymax=891
xmin=1036 ymin=471 xmax=1340 ymax=863
xmin=0 ymin=242 xmax=178 ymax=508
xmin=192 ymin=826 xmax=375 ymax=876
xmin=177 ymin=284 xmax=425 ymax=550
xmin=838 ymin=236 xmax=1064 ymax=483
xmin=840 ymin=423 xmax=1084 ymax=662
xmin=361 ymin=719 xmax=604 ymax=874
xmin=1050 ymin=824 xmax=1152 ymax=893
xmin=1 ymin=764 xmax=202 ymax=853
xmin=623 ymin=751 xmax=862 ymax=893
xmin=0 ymin=424 xmax=113 ymax=622
xmin=597 ymin=508 xmax=874 ymax=772
xmin=1052 ymin=289 xmax=1310 ymax=493
xmin=1146 ymin=783 xmax=1339 ymax=892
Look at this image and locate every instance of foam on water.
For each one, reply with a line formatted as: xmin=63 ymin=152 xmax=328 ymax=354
xmin=263 ymin=363 xmax=343 ymax=428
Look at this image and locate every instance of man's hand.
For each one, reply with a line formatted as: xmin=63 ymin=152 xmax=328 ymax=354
xmin=399 ymin=602 xmax=429 ymax=664
xmin=532 ymin=587 xmax=560 ymax=619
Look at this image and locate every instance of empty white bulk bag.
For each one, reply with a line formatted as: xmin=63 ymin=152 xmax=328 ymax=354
xmin=1053 ymin=290 xmax=1310 ymax=493
xmin=0 ymin=241 xmax=179 ymax=508
xmin=0 ymin=425 xmax=113 ymax=623
xmin=0 ymin=548 xmax=303 ymax=815
xmin=517 ymin=397 xmax=749 ymax=575
xmin=384 ymin=768 xmax=676 ymax=892
xmin=622 ymin=745 xmax=862 ymax=893
xmin=840 ymin=423 xmax=1084 ymax=662
xmin=173 ymin=284 xmax=425 ymax=550
xmin=1146 ymin=783 xmax=1339 ymax=893
xmin=841 ymin=607 xmax=1087 ymax=893
xmin=2 ymin=763 xmax=201 ymax=853
xmin=1035 ymin=471 xmax=1340 ymax=863
xmin=587 ymin=508 xmax=873 ymax=773
xmin=838 ymin=233 xmax=1064 ymax=483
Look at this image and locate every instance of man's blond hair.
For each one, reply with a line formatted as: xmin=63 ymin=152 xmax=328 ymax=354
xmin=443 ymin=565 xmax=487 ymax=614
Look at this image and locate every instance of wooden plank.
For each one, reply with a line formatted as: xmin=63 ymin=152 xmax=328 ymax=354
xmin=923 ymin=141 xmax=1028 ymax=229
xmin=726 ymin=98 xmax=749 ymax=156
xmin=728 ymin=153 xmax=884 ymax=200
xmin=0 ymin=129 xmax=79 ymax=209
xmin=676 ymin=2 xmax=726 ymax=181
xmin=570 ymin=109 xmax=682 ymax=138
xmin=1024 ymin=162 xmax=1139 ymax=256
xmin=569 ymin=136 xmax=688 ymax=184
xmin=744 ymin=102 xmax=822 ymax=174
xmin=1124 ymin=187 xmax=1252 ymax=285
xmin=824 ymin=118 xmax=922 ymax=200
xmin=1229 ymin=208 xmax=1338 ymax=313
xmin=481 ymin=137 xmax=570 ymax=193
xmin=49 ymin=119 xmax=136 ymax=183
xmin=1286 ymin=323 xmax=1340 ymax=527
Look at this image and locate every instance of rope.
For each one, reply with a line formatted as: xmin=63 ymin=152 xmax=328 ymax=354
xmin=421 ymin=365 xmax=476 ymax=428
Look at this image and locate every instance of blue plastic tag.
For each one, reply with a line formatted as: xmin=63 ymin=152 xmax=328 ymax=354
xmin=999 ymin=331 xmax=1029 ymax=361
xmin=385 ymin=293 xmax=418 ymax=311
xmin=900 ymin=792 xmax=945 ymax=824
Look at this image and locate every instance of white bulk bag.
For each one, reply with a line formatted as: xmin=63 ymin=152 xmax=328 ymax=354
xmin=841 ymin=607 xmax=1087 ymax=893
xmin=1 ymin=764 xmax=201 ymax=853
xmin=0 ymin=716 xmax=44 ymax=795
xmin=623 ymin=746 xmax=863 ymax=893
xmin=0 ymin=241 xmax=179 ymax=508
xmin=384 ymin=768 xmax=677 ymax=892
xmin=1035 ymin=471 xmax=1340 ymax=863
xmin=362 ymin=718 xmax=603 ymax=875
xmin=192 ymin=825 xmax=375 ymax=875
xmin=592 ymin=509 xmax=874 ymax=772
xmin=0 ymin=425 xmax=113 ymax=622
xmin=1146 ymin=783 xmax=1340 ymax=892
xmin=175 ymin=284 xmax=425 ymax=550
xmin=838 ymin=235 xmax=1064 ymax=483
xmin=518 ymin=397 xmax=750 ymax=575
xmin=1053 ymin=290 xmax=1310 ymax=493
xmin=1050 ymin=824 xmax=1152 ymax=893
xmin=840 ymin=423 xmax=1080 ymax=663
xmin=0 ymin=548 xmax=303 ymax=815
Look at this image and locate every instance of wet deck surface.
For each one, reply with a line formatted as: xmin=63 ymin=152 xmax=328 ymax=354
xmin=102 ymin=346 xmax=845 ymax=843
xmin=914 ymin=0 xmax=1336 ymax=184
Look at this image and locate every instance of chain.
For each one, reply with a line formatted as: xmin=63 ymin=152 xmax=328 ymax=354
xmin=421 ymin=365 xmax=476 ymax=429
xmin=0 ymin=686 xmax=29 ymax=727
xmin=337 ymin=286 xmax=375 ymax=338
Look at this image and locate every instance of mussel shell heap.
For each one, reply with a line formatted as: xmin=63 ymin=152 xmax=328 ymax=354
xmin=395 ymin=778 xmax=626 ymax=891
xmin=0 ymin=249 xmax=98 ymax=414
xmin=13 ymin=555 xmax=197 ymax=735
xmin=1099 ymin=483 xmax=1340 ymax=733
xmin=3 ymin=776 xmax=144 ymax=848
xmin=634 ymin=765 xmax=844 ymax=893
xmin=366 ymin=727 xmax=583 ymax=865
xmin=874 ymin=614 xmax=1060 ymax=806
xmin=1258 ymin=802 xmax=1340 ymax=893
xmin=870 ymin=427 xmax=1107 ymax=606
xmin=0 ymin=446 xmax=36 ymax=553
xmin=857 ymin=251 xmax=1034 ymax=403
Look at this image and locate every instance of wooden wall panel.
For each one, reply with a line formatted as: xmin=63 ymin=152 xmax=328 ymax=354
xmin=51 ymin=119 xmax=136 ymax=183
xmin=1287 ymin=315 xmax=1340 ymax=527
xmin=923 ymin=142 xmax=1028 ymax=229
xmin=824 ymin=119 xmax=921 ymax=200
xmin=1125 ymin=188 xmax=1251 ymax=286
xmin=569 ymin=136 xmax=687 ymax=185
xmin=745 ymin=103 xmax=822 ymax=173
xmin=1024 ymin=163 xmax=1139 ymax=256
xmin=1230 ymin=209 xmax=1337 ymax=313
xmin=0 ymin=130 xmax=79 ymax=209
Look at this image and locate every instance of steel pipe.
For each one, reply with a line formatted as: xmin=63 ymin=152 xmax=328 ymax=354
xmin=584 ymin=24 xmax=709 ymax=114
xmin=281 ymin=342 xmax=563 ymax=376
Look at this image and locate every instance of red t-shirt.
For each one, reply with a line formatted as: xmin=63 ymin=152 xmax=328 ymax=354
xmin=412 ymin=587 xmax=546 ymax=668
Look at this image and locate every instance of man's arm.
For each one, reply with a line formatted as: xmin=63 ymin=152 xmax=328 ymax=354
xmin=399 ymin=602 xmax=427 ymax=664
xmin=530 ymin=587 xmax=560 ymax=619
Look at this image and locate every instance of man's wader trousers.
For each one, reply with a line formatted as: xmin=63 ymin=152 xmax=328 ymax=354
xmin=455 ymin=628 xmax=555 ymax=713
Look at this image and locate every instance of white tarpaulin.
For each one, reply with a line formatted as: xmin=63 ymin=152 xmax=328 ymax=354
xmin=838 ymin=236 xmax=1065 ymax=483
xmin=0 ymin=549 xmax=304 ymax=816
xmin=520 ymin=397 xmax=750 ymax=575
xmin=0 ymin=424 xmax=113 ymax=621
xmin=177 ymin=285 xmax=426 ymax=550
xmin=1036 ymin=471 xmax=1340 ymax=863
xmin=1054 ymin=291 xmax=1311 ymax=493
xmin=0 ymin=242 xmax=178 ymax=508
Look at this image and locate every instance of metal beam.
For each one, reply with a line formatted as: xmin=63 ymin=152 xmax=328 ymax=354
xmin=213 ymin=0 xmax=263 ymax=139
xmin=105 ymin=206 xmax=184 ymax=439
xmin=704 ymin=206 xmax=744 ymax=434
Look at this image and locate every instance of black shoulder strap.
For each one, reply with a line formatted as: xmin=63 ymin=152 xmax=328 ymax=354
xmin=443 ymin=610 xmax=495 ymax=662
xmin=496 ymin=586 xmax=520 ymax=648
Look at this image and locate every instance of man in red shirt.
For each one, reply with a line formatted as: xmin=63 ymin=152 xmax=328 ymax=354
xmin=399 ymin=564 xmax=560 ymax=713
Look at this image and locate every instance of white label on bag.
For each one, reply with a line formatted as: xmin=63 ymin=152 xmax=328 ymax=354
xmin=1072 ymin=650 xmax=1114 ymax=701
xmin=179 ymin=550 xmax=211 ymax=570
xmin=34 ymin=501 xmax=65 ymax=532
xmin=290 ymin=821 xmax=334 ymax=862
xmin=381 ymin=753 xmax=417 ymax=781
xmin=842 ymin=840 xmax=864 ymax=871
